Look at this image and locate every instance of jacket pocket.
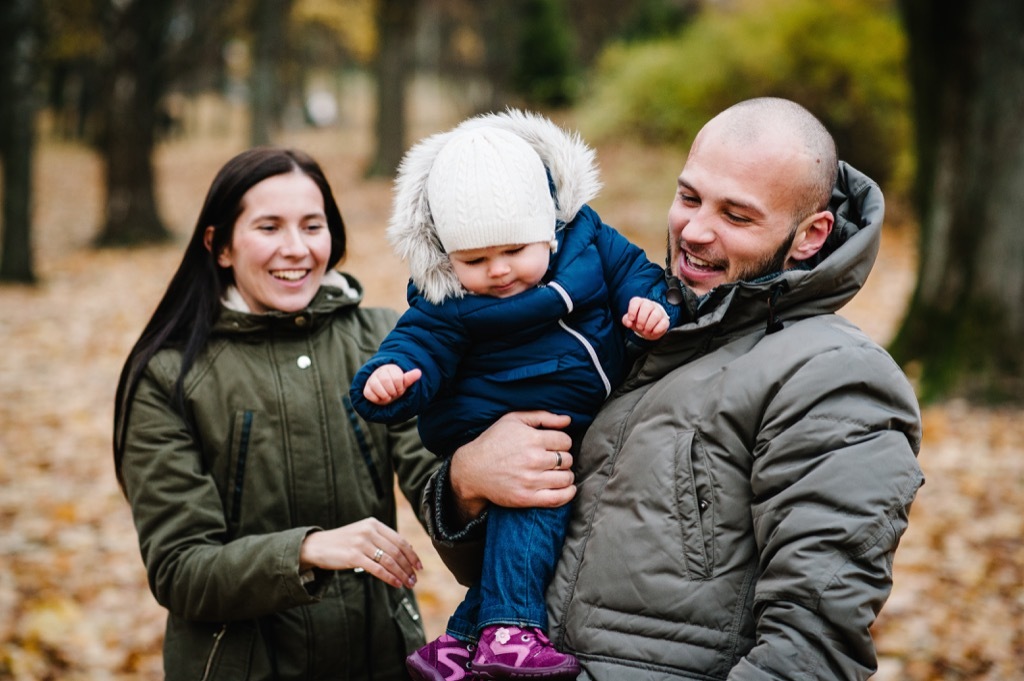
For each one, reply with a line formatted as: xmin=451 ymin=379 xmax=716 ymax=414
xmin=200 ymin=624 xmax=228 ymax=681
xmin=391 ymin=588 xmax=427 ymax=654
xmin=225 ymin=410 xmax=255 ymax=536
xmin=674 ymin=430 xmax=716 ymax=579
xmin=163 ymin=618 xmax=257 ymax=681
xmin=203 ymin=622 xmax=261 ymax=681
xmin=342 ymin=395 xmax=385 ymax=498
xmin=490 ymin=358 xmax=561 ymax=383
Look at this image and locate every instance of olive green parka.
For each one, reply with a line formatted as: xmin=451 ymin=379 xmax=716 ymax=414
xmin=121 ymin=272 xmax=439 ymax=680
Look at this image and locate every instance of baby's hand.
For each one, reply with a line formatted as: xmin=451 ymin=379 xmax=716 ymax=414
xmin=622 ymin=297 xmax=670 ymax=341
xmin=363 ymin=364 xmax=423 ymax=405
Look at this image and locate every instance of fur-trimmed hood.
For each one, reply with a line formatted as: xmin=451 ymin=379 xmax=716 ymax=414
xmin=387 ymin=109 xmax=602 ymax=304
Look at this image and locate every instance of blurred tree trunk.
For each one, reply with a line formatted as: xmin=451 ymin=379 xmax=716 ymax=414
xmin=0 ymin=0 xmax=39 ymax=283
xmin=514 ymin=0 xmax=577 ymax=108
xmin=95 ymin=0 xmax=172 ymax=246
xmin=250 ymin=0 xmax=293 ymax=147
xmin=480 ymin=3 xmax=518 ymax=113
xmin=892 ymin=0 xmax=1024 ymax=402
xmin=366 ymin=0 xmax=417 ymax=177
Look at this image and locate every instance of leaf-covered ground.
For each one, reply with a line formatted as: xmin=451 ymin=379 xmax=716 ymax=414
xmin=1 ymin=104 xmax=1021 ymax=680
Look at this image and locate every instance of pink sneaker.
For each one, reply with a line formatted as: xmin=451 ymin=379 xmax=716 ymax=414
xmin=406 ymin=634 xmax=478 ymax=681
xmin=472 ymin=625 xmax=579 ymax=679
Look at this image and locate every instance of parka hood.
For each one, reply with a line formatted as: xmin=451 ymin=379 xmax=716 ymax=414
xmin=763 ymin=160 xmax=884 ymax=320
xmin=387 ymin=109 xmax=602 ymax=304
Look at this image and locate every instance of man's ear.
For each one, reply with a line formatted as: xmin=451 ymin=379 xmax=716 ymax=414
xmin=204 ymin=226 xmax=232 ymax=268
xmin=788 ymin=211 xmax=834 ymax=262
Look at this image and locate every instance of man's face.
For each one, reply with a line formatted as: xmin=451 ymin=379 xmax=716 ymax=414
xmin=667 ymin=127 xmax=815 ymax=297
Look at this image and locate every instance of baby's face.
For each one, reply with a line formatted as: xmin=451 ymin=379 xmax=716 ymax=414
xmin=448 ymin=241 xmax=551 ymax=298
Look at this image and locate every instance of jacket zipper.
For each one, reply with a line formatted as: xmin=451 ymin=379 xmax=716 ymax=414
xmin=342 ymin=395 xmax=384 ymax=498
xmin=549 ymin=282 xmax=612 ymax=396
xmin=200 ymin=624 xmax=227 ymax=681
xmin=557 ymin=320 xmax=611 ymax=397
xmin=229 ymin=411 xmax=253 ymax=525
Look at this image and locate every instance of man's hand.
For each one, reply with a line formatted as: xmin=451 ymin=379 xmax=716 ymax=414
xmin=449 ymin=411 xmax=576 ymax=521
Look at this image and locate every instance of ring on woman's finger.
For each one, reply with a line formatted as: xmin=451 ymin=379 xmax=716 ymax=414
xmin=553 ymin=451 xmax=563 ymax=470
xmin=372 ymin=547 xmax=384 ymax=563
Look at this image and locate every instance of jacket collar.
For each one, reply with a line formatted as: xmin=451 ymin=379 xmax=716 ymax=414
xmin=214 ymin=270 xmax=362 ymax=334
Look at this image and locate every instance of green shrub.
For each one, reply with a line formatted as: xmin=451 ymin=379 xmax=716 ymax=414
xmin=580 ymin=0 xmax=912 ymax=195
xmin=514 ymin=0 xmax=578 ymax=107
xmin=616 ymin=0 xmax=694 ymax=42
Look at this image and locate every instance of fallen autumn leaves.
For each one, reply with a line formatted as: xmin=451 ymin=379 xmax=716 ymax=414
xmin=1 ymin=123 xmax=1021 ymax=680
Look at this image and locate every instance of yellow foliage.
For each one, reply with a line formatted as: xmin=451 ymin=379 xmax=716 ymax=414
xmin=293 ymin=0 xmax=377 ymax=63
xmin=19 ymin=597 xmax=84 ymax=648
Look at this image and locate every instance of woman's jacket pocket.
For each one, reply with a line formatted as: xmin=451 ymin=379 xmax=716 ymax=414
xmin=391 ymin=588 xmax=427 ymax=654
xmin=163 ymin=618 xmax=257 ymax=681
xmin=225 ymin=410 xmax=255 ymax=538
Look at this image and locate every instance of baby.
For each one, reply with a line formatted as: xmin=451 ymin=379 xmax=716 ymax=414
xmin=350 ymin=110 xmax=680 ymax=681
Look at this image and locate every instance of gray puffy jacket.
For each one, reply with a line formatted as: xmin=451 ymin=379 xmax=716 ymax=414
xmin=428 ymin=163 xmax=924 ymax=680
xmin=546 ymin=162 xmax=924 ymax=680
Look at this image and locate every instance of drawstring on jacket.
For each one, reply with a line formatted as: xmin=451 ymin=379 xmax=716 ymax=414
xmin=766 ymin=282 xmax=788 ymax=334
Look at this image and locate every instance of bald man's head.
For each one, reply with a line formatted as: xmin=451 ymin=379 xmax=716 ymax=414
xmin=695 ymin=97 xmax=837 ymax=222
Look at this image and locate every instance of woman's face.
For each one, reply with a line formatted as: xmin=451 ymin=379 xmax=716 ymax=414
xmin=213 ymin=171 xmax=332 ymax=313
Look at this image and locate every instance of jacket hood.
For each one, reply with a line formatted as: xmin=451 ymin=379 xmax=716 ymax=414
xmin=771 ymin=160 xmax=884 ymax=318
xmin=388 ymin=109 xmax=602 ymax=304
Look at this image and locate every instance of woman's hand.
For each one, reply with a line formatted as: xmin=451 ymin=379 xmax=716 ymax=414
xmin=299 ymin=517 xmax=422 ymax=589
xmin=449 ymin=411 xmax=576 ymax=521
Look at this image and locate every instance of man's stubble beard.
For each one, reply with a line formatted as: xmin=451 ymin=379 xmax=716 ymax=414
xmin=666 ymin=222 xmax=798 ymax=293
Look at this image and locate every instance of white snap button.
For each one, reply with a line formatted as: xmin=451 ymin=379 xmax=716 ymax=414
xmin=297 ymin=355 xmax=311 ymax=369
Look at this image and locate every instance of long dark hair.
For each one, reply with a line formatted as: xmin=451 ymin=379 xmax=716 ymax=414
xmin=112 ymin=147 xmax=347 ymax=492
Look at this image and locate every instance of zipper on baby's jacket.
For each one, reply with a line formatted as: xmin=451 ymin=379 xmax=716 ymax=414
xmin=557 ymin=320 xmax=612 ymax=397
xmin=548 ymin=281 xmax=612 ymax=397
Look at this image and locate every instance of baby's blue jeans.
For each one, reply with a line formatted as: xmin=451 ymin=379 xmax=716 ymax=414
xmin=446 ymin=502 xmax=573 ymax=640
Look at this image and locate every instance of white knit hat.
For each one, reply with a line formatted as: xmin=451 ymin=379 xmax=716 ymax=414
xmin=426 ymin=126 xmax=556 ymax=254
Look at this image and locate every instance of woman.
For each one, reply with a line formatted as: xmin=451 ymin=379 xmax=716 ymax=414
xmin=113 ymin=147 xmax=439 ymax=680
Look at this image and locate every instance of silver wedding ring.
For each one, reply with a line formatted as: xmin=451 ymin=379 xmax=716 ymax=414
xmin=554 ymin=451 xmax=563 ymax=470
xmin=372 ymin=547 xmax=384 ymax=563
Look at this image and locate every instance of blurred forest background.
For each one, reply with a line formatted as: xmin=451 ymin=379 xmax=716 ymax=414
xmin=0 ymin=0 xmax=1022 ymax=679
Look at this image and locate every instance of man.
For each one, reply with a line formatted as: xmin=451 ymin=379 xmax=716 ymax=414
xmin=426 ymin=97 xmax=924 ymax=680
